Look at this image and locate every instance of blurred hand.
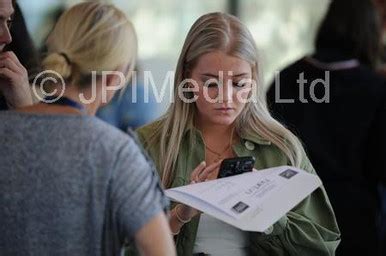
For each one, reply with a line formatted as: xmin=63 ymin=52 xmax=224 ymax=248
xmin=0 ymin=51 xmax=32 ymax=109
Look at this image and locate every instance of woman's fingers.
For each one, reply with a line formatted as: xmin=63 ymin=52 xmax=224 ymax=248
xmin=0 ymin=51 xmax=26 ymax=71
xmin=0 ymin=67 xmax=17 ymax=83
xmin=0 ymin=59 xmax=21 ymax=76
xmin=0 ymin=67 xmax=32 ymax=108
xmin=176 ymin=203 xmax=198 ymax=219
xmin=198 ymin=161 xmax=221 ymax=181
xmin=190 ymin=161 xmax=206 ymax=181
xmin=0 ymin=51 xmax=31 ymax=109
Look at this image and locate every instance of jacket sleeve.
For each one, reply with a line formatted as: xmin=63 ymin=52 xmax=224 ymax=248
xmin=250 ymin=154 xmax=341 ymax=256
xmin=135 ymin=124 xmax=162 ymax=171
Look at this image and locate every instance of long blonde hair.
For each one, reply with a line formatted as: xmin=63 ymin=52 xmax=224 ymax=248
xmin=147 ymin=12 xmax=304 ymax=188
xmin=42 ymin=1 xmax=137 ymax=87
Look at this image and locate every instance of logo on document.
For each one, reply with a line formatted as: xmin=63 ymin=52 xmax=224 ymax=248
xmin=279 ymin=169 xmax=298 ymax=179
xmin=231 ymin=201 xmax=250 ymax=214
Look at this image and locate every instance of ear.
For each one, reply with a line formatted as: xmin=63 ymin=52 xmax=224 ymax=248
xmin=104 ymin=63 xmax=129 ymax=88
xmin=101 ymin=66 xmax=127 ymax=105
xmin=105 ymin=72 xmax=121 ymax=88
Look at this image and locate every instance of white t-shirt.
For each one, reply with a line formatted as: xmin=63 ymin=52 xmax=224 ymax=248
xmin=193 ymin=214 xmax=248 ymax=256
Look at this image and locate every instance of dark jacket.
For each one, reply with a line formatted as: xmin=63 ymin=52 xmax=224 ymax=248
xmin=267 ymin=49 xmax=386 ymax=256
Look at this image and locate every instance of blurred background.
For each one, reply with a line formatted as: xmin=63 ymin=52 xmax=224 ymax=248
xmin=18 ymin=0 xmax=330 ymax=127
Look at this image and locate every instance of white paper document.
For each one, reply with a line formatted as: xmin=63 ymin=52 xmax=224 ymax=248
xmin=165 ymin=165 xmax=322 ymax=232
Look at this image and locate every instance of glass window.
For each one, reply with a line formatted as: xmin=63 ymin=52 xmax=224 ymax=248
xmin=18 ymin=0 xmax=329 ymax=113
xmin=240 ymin=0 xmax=329 ymax=86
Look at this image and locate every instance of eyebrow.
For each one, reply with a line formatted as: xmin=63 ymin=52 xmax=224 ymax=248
xmin=201 ymin=73 xmax=219 ymax=78
xmin=201 ymin=72 xmax=250 ymax=78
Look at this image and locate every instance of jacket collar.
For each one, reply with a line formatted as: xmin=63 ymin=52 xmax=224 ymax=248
xmin=241 ymin=133 xmax=271 ymax=145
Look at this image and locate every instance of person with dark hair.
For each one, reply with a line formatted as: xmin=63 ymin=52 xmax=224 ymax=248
xmin=0 ymin=0 xmax=33 ymax=110
xmin=267 ymin=0 xmax=386 ymax=255
xmin=4 ymin=2 xmax=41 ymax=80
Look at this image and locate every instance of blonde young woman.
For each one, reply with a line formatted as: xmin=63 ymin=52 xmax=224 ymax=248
xmin=0 ymin=2 xmax=175 ymax=256
xmin=137 ymin=12 xmax=340 ymax=256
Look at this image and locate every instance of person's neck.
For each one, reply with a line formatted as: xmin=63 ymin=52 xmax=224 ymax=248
xmin=196 ymin=119 xmax=236 ymax=145
xmin=17 ymin=85 xmax=101 ymax=116
xmin=59 ymin=89 xmax=99 ymax=116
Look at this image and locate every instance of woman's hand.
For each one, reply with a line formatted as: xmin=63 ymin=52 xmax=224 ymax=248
xmin=175 ymin=161 xmax=221 ymax=220
xmin=0 ymin=51 xmax=32 ymax=109
xmin=170 ymin=161 xmax=222 ymax=234
xmin=190 ymin=160 xmax=221 ymax=183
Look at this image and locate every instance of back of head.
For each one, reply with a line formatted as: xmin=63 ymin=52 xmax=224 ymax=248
xmin=315 ymin=0 xmax=381 ymax=68
xmin=42 ymin=1 xmax=137 ymax=87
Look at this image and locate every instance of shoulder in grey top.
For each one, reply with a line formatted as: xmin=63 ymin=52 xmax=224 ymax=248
xmin=0 ymin=111 xmax=168 ymax=256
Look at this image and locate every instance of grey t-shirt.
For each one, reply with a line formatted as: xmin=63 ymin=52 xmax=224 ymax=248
xmin=0 ymin=111 xmax=168 ymax=256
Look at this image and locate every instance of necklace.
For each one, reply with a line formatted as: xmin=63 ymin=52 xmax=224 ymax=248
xmin=204 ymin=128 xmax=234 ymax=161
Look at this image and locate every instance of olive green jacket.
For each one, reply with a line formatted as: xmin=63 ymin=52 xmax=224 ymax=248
xmin=136 ymin=121 xmax=341 ymax=256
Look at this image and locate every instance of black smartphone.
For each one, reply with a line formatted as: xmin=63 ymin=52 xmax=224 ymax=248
xmin=217 ymin=156 xmax=256 ymax=178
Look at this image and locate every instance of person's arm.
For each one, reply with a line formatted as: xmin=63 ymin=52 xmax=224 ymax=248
xmin=0 ymin=51 xmax=32 ymax=109
xmin=135 ymin=212 xmax=176 ymax=256
xmin=136 ymin=126 xmax=222 ymax=236
xmin=111 ymin=137 xmax=172 ymax=254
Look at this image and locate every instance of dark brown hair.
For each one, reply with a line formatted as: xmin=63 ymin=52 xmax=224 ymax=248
xmin=316 ymin=0 xmax=381 ymax=68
